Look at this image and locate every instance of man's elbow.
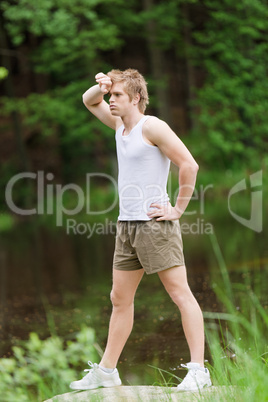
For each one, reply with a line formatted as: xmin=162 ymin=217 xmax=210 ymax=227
xmin=192 ymin=161 xmax=199 ymax=173
xmin=82 ymin=93 xmax=87 ymax=105
xmin=82 ymin=94 xmax=94 ymax=111
xmin=183 ymin=161 xmax=199 ymax=175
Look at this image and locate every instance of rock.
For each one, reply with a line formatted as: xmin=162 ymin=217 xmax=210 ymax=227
xmin=44 ymin=385 xmax=235 ymax=401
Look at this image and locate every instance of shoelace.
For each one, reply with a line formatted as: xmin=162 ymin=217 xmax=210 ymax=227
xmin=181 ymin=364 xmax=188 ymax=369
xmin=83 ymin=361 xmax=99 ymax=375
xmin=180 ymin=364 xmax=199 ymax=385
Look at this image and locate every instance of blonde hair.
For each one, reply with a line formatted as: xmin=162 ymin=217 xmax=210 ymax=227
xmin=107 ymin=68 xmax=149 ymax=113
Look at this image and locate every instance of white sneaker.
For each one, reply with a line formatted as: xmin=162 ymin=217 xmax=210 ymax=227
xmin=69 ymin=361 xmax=122 ymax=390
xmin=177 ymin=362 xmax=212 ymax=392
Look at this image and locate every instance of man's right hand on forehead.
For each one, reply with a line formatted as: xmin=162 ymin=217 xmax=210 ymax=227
xmin=95 ymin=72 xmax=112 ymax=94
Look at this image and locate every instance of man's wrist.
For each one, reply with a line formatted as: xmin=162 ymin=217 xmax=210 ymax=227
xmin=174 ymin=205 xmax=183 ymax=218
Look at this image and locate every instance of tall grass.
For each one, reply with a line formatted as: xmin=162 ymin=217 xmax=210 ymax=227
xmin=202 ymin=232 xmax=268 ymax=401
xmin=149 ymin=232 xmax=267 ymax=401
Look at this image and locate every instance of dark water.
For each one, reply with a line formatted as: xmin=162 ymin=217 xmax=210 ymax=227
xmin=0 ymin=208 xmax=267 ymax=385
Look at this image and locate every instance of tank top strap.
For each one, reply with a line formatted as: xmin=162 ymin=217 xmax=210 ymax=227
xmin=135 ymin=115 xmax=151 ymax=140
xmin=139 ymin=115 xmax=151 ymax=126
xmin=116 ymin=115 xmax=150 ymax=137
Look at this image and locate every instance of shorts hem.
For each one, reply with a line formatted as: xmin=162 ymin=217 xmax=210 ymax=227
xmin=113 ymin=265 xmax=143 ymax=272
xmin=147 ymin=261 xmax=185 ymax=275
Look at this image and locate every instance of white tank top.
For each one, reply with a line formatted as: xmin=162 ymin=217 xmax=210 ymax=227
xmin=116 ymin=115 xmax=170 ymax=220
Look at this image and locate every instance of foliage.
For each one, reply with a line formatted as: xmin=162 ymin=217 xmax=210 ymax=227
xmin=192 ymin=0 xmax=268 ymax=168
xmin=1 ymin=80 xmax=115 ymax=169
xmin=0 ymin=213 xmax=14 ymax=232
xmin=1 ymin=0 xmax=268 ymax=210
xmin=202 ymin=233 xmax=268 ymax=401
xmin=1 ymin=0 xmax=122 ymax=79
xmin=0 ymin=326 xmax=100 ymax=401
xmin=0 ymin=0 xmax=123 ymax=182
xmin=0 ymin=67 xmax=8 ymax=80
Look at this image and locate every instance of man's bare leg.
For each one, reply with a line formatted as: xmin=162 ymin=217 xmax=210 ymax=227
xmin=158 ymin=265 xmax=204 ymax=366
xmin=99 ymin=268 xmax=144 ymax=368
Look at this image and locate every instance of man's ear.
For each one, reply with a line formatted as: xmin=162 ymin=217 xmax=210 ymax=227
xmin=133 ymin=93 xmax=141 ymax=106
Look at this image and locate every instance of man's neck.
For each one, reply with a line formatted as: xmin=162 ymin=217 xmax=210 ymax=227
xmin=121 ymin=111 xmax=144 ymax=133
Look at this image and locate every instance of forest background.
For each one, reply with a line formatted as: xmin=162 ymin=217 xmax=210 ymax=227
xmin=0 ymin=2 xmax=268 ymax=400
xmin=1 ymin=0 xmax=268 ymax=220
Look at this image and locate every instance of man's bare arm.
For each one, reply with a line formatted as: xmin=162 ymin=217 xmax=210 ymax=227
xmin=82 ymin=73 xmax=120 ymax=130
xmin=144 ymin=117 xmax=199 ymax=220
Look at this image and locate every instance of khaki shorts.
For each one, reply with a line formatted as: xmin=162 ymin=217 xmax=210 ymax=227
xmin=113 ymin=219 xmax=185 ymax=275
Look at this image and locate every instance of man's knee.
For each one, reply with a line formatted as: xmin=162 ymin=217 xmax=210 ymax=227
xmin=168 ymin=287 xmax=193 ymax=308
xmin=110 ymin=289 xmax=134 ymax=308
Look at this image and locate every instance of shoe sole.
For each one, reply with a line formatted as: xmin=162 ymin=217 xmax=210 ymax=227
xmin=70 ymin=381 xmax=122 ymax=391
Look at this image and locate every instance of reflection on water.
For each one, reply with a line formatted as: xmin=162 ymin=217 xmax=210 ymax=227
xmin=0 ymin=215 xmax=267 ymax=385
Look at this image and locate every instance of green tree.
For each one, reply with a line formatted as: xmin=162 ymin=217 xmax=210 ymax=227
xmin=192 ymin=0 xmax=268 ymax=169
xmin=0 ymin=0 xmax=124 ymax=183
xmin=1 ymin=0 xmax=122 ymax=80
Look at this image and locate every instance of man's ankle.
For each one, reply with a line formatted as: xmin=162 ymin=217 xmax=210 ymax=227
xmin=99 ymin=365 xmax=115 ymax=373
xmin=189 ymin=361 xmax=205 ymax=369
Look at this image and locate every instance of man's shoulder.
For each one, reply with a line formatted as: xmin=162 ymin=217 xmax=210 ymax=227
xmin=143 ymin=115 xmax=166 ymax=130
xmin=143 ymin=116 xmax=172 ymax=147
xmin=144 ymin=115 xmax=159 ymax=124
xmin=143 ymin=116 xmax=169 ymax=134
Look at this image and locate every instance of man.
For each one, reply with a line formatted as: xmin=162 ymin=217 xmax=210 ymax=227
xmin=70 ymin=69 xmax=211 ymax=392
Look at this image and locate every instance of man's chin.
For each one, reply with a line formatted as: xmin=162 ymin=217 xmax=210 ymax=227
xmin=110 ymin=110 xmax=119 ymax=116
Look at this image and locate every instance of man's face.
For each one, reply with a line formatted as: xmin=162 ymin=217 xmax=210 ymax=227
xmin=109 ymin=82 xmax=133 ymax=116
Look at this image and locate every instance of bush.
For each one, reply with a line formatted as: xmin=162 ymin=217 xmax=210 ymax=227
xmin=0 ymin=326 xmax=100 ymax=401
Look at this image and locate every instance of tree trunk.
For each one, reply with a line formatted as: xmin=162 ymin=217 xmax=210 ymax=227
xmin=181 ymin=3 xmax=196 ymax=132
xmin=143 ymin=0 xmax=171 ymax=123
xmin=0 ymin=18 xmax=30 ymax=172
